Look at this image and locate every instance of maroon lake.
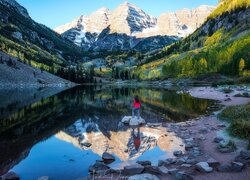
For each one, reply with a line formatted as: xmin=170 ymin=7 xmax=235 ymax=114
xmin=0 ymin=85 xmax=220 ymax=180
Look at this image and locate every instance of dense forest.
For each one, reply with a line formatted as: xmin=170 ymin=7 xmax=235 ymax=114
xmin=131 ymin=0 xmax=250 ymax=80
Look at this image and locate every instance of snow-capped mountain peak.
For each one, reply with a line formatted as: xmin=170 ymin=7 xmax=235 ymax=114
xmin=54 ymin=3 xmax=215 ymax=51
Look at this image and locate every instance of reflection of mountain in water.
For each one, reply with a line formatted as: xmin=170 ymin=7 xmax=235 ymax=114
xmin=0 ymin=86 xmax=217 ymax=175
xmin=56 ymin=118 xmax=184 ymax=161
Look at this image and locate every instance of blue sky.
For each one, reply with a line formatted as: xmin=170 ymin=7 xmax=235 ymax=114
xmin=16 ymin=0 xmax=219 ymax=29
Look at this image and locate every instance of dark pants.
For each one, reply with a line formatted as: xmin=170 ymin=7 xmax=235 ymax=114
xmin=132 ymin=107 xmax=140 ymax=119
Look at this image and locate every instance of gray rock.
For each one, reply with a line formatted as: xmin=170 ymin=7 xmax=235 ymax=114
xmin=174 ymin=150 xmax=183 ymax=157
xmin=207 ymin=158 xmax=220 ymax=167
xmin=218 ymin=140 xmax=236 ymax=153
xmin=124 ymin=164 xmax=145 ymax=175
xmin=158 ymin=160 xmax=165 ymax=167
xmin=214 ymin=137 xmax=224 ymax=143
xmin=217 ymin=164 xmax=232 ymax=172
xmin=37 ymin=176 xmax=49 ymax=180
xmin=195 ymin=162 xmax=213 ymax=173
xmin=235 ymin=151 xmax=250 ymax=166
xmin=128 ymin=173 xmax=159 ymax=180
xmin=158 ymin=166 xmax=169 ymax=174
xmin=186 ymin=159 xmax=198 ymax=165
xmin=181 ymin=164 xmax=192 ymax=168
xmin=1 ymin=172 xmax=20 ymax=180
xmin=231 ymin=161 xmax=244 ymax=172
xmin=81 ymin=142 xmax=92 ymax=147
xmin=168 ymin=168 xmax=179 ymax=175
xmin=144 ymin=166 xmax=161 ymax=175
xmin=185 ymin=143 xmax=193 ymax=151
xmin=175 ymin=171 xmax=193 ymax=180
xmin=89 ymin=162 xmax=110 ymax=174
xmin=137 ymin=160 xmax=151 ymax=166
xmin=176 ymin=158 xmax=186 ymax=165
xmin=217 ymin=124 xmax=226 ymax=128
xmin=199 ymin=128 xmax=208 ymax=134
xmin=102 ymin=152 xmax=115 ymax=163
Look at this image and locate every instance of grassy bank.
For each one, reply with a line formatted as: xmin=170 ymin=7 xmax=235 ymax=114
xmin=219 ymin=103 xmax=250 ymax=148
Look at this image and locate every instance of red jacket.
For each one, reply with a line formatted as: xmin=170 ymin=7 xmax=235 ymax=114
xmin=133 ymin=100 xmax=141 ymax=108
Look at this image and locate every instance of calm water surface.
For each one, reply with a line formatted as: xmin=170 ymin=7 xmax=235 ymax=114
xmin=0 ymin=86 xmax=219 ymax=180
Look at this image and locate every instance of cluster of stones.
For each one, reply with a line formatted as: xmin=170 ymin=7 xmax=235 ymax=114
xmin=88 ymin=148 xmax=250 ymax=180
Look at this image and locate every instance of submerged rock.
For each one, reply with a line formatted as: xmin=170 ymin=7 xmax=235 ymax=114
xmin=89 ymin=161 xmax=110 ymax=174
xmin=102 ymin=152 xmax=115 ymax=164
xmin=195 ymin=162 xmax=213 ymax=173
xmin=37 ymin=176 xmax=49 ymax=180
xmin=1 ymin=172 xmax=20 ymax=180
xmin=128 ymin=173 xmax=159 ymax=180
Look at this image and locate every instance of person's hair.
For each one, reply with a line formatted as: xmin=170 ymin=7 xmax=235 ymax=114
xmin=134 ymin=96 xmax=140 ymax=103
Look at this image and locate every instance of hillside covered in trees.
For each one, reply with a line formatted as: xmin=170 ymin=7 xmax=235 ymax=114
xmin=132 ymin=0 xmax=250 ymax=80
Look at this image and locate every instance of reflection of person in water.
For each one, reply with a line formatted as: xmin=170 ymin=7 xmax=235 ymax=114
xmin=132 ymin=95 xmax=141 ymax=120
xmin=132 ymin=127 xmax=141 ymax=151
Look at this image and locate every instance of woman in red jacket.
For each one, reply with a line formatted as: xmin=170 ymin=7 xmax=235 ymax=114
xmin=132 ymin=95 xmax=141 ymax=120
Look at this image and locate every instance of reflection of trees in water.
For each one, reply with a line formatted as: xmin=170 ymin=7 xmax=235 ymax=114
xmin=0 ymin=86 xmax=217 ymax=175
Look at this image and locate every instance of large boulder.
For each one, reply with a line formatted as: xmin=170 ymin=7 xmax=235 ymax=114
xmin=123 ymin=164 xmax=145 ymax=175
xmin=121 ymin=116 xmax=146 ymax=126
xmin=195 ymin=162 xmax=213 ymax=173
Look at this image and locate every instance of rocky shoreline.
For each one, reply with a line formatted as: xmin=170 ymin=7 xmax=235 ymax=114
xmin=1 ymin=86 xmax=249 ymax=180
xmin=84 ymin=86 xmax=250 ymax=180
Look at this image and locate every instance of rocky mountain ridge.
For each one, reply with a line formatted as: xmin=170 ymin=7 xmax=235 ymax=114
xmin=54 ymin=2 xmax=215 ymax=52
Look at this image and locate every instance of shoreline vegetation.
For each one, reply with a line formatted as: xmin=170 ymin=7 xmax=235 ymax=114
xmin=219 ymin=103 xmax=250 ymax=148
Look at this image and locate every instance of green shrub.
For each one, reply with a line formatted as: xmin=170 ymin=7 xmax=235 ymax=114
xmin=219 ymin=103 xmax=250 ymax=139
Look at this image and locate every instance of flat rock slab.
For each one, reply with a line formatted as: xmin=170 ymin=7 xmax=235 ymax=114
xmin=121 ymin=116 xmax=145 ymax=126
xmin=128 ymin=173 xmax=159 ymax=180
xmin=124 ymin=164 xmax=145 ymax=175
